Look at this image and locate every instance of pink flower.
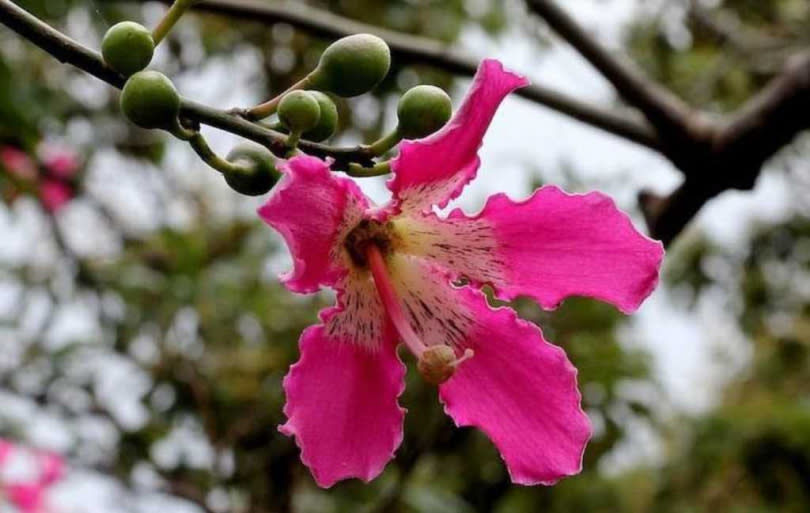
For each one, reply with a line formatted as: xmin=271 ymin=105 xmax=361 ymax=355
xmin=1 ymin=145 xmax=78 ymax=212
xmin=0 ymin=441 xmax=12 ymax=465
xmin=38 ymin=179 xmax=73 ymax=213
xmin=40 ymin=146 xmax=80 ymax=180
xmin=37 ymin=455 xmax=64 ymax=487
xmin=1 ymin=146 xmax=36 ymax=181
xmin=259 ymin=60 xmax=664 ymax=487
xmin=0 ymin=439 xmax=65 ymax=513
xmin=5 ymin=484 xmax=45 ymax=513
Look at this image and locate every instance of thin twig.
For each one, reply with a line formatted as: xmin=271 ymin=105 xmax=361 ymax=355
xmin=524 ymin=0 xmax=694 ymax=142
xmin=641 ymin=51 xmax=810 ymax=246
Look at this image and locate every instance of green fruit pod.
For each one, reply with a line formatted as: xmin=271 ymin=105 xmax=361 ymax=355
xmin=120 ymin=71 xmax=181 ymax=129
xmin=309 ymin=34 xmax=391 ymax=97
xmin=102 ymin=21 xmax=155 ymax=76
xmin=302 ymin=91 xmax=339 ymax=142
xmin=225 ymin=144 xmax=280 ymax=196
xmin=397 ymin=85 xmax=452 ymax=139
xmin=278 ymin=91 xmax=321 ymax=133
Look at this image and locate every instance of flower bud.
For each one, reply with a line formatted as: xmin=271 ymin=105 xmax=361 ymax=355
xmin=397 ymin=85 xmax=452 ymax=139
xmin=120 ymin=71 xmax=181 ymax=129
xmin=302 ymin=91 xmax=339 ymax=142
xmin=225 ymin=144 xmax=280 ymax=196
xmin=309 ymin=34 xmax=391 ymax=97
xmin=278 ymin=91 xmax=321 ymax=134
xmin=102 ymin=21 xmax=155 ymax=76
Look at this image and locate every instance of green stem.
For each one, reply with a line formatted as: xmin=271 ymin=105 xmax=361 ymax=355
xmin=169 ymin=118 xmax=196 ymax=141
xmin=346 ymin=160 xmax=391 ymax=177
xmin=263 ymin=120 xmax=285 ymax=131
xmin=188 ymin=132 xmax=244 ymax=175
xmin=366 ymin=128 xmax=403 ymax=156
xmin=285 ymin=129 xmax=303 ymax=152
xmin=243 ymin=75 xmax=312 ymax=121
xmin=152 ymin=0 xmax=197 ymax=45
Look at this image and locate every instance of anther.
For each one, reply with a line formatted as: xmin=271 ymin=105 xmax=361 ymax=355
xmin=417 ymin=346 xmax=474 ymax=385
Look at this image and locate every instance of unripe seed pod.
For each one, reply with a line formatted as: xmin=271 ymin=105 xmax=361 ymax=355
xmin=225 ymin=144 xmax=280 ymax=196
xmin=278 ymin=91 xmax=321 ymax=133
xmin=102 ymin=21 xmax=155 ymax=76
xmin=309 ymin=34 xmax=391 ymax=97
xmin=302 ymin=91 xmax=339 ymax=142
xmin=397 ymin=85 xmax=452 ymax=139
xmin=120 ymin=71 xmax=181 ymax=129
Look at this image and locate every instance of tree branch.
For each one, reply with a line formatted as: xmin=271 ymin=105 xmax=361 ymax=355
xmin=716 ymin=53 xmax=810 ymax=172
xmin=11 ymin=0 xmax=810 ymax=246
xmin=0 ymin=0 xmax=375 ymax=170
xmin=525 ymin=2 xmax=810 ymax=246
xmin=120 ymin=0 xmax=661 ymax=150
xmin=640 ymin=53 xmax=810 ymax=246
xmin=524 ymin=0 xmax=695 ymax=142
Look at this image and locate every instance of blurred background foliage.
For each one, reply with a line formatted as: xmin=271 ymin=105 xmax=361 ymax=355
xmin=1 ymin=0 xmax=810 ymax=512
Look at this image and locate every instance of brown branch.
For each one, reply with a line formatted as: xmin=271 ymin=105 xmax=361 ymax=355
xmin=118 ymin=0 xmax=661 ymax=150
xmin=11 ymin=0 xmax=810 ymax=246
xmin=520 ymin=1 xmax=810 ymax=246
xmin=524 ymin=0 xmax=695 ymax=142
xmin=716 ymin=53 xmax=810 ymax=169
xmin=641 ymin=53 xmax=810 ymax=246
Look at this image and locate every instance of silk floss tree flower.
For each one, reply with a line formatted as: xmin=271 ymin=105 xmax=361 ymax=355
xmin=259 ymin=59 xmax=664 ymax=487
xmin=0 ymin=439 xmax=65 ymax=513
xmin=0 ymin=144 xmax=80 ymax=213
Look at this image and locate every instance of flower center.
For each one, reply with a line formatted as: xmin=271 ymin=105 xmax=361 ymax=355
xmin=343 ymin=219 xmax=398 ymax=268
xmin=365 ymin=244 xmax=473 ymax=385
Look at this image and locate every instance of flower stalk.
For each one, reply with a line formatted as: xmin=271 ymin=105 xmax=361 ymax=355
xmin=243 ymin=76 xmax=313 ymax=121
xmin=285 ymin=129 xmax=304 ymax=152
xmin=346 ymin=160 xmax=391 ymax=177
xmin=365 ymin=128 xmax=403 ymax=157
xmin=188 ymin=132 xmax=245 ymax=175
xmin=152 ymin=0 xmax=198 ymax=45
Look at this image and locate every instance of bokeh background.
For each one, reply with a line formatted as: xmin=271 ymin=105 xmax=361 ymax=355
xmin=2 ymin=0 xmax=810 ymax=511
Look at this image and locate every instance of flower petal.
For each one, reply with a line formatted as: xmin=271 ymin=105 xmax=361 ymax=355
xmin=38 ymin=453 xmax=64 ymax=486
xmin=39 ymin=179 xmax=73 ymax=213
xmin=1 ymin=146 xmax=36 ymax=180
xmin=0 ymin=439 xmax=12 ymax=464
xmin=438 ymin=285 xmax=591 ymax=485
xmin=6 ymin=484 xmax=44 ymax=513
xmin=387 ymin=254 xmax=477 ymax=349
xmin=258 ymin=155 xmax=369 ymax=294
xmin=40 ymin=145 xmax=80 ymax=179
xmin=324 ymin=269 xmax=393 ymax=350
xmin=382 ymin=257 xmax=589 ymax=484
xmin=395 ymin=186 xmax=663 ymax=313
xmin=280 ymin=309 xmax=405 ymax=488
xmin=388 ymin=59 xmax=528 ymax=213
